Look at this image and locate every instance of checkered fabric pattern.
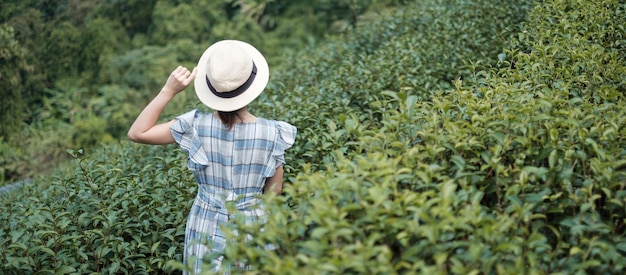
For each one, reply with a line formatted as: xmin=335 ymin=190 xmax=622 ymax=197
xmin=170 ymin=109 xmax=296 ymax=274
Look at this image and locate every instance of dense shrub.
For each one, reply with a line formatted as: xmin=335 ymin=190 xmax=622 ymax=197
xmin=256 ymin=0 xmax=533 ymax=172
xmin=0 ymin=145 xmax=194 ymax=274
xmin=221 ymin=0 xmax=626 ymax=274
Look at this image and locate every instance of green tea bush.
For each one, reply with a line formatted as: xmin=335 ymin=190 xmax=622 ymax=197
xmin=0 ymin=145 xmax=195 ymax=274
xmin=257 ymin=0 xmax=533 ymax=173
xmin=223 ymin=151 xmax=559 ymax=274
xmin=219 ymin=0 xmax=626 ymax=274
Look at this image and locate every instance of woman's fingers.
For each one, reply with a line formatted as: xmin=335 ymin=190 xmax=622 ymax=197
xmin=165 ymin=66 xmax=196 ymax=92
xmin=173 ymin=65 xmax=184 ymax=75
xmin=184 ymin=67 xmax=198 ymax=84
xmin=161 ymin=65 xmax=197 ymax=96
xmin=178 ymin=67 xmax=194 ymax=79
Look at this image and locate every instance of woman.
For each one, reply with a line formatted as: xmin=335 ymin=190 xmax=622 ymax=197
xmin=128 ymin=40 xmax=296 ymax=273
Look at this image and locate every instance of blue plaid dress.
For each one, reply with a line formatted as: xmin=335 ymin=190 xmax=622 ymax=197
xmin=170 ymin=109 xmax=296 ymax=274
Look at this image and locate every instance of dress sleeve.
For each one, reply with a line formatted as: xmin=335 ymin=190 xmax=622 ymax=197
xmin=169 ymin=109 xmax=209 ymax=171
xmin=264 ymin=121 xmax=297 ymax=177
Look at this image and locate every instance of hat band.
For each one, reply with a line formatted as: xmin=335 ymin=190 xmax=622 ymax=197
xmin=206 ymin=63 xmax=257 ymax=99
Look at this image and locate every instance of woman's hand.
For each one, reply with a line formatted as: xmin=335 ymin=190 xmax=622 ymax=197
xmin=161 ymin=66 xmax=198 ymax=96
xmin=127 ymin=65 xmax=198 ymax=145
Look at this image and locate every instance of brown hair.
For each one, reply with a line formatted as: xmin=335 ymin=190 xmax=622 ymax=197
xmin=217 ymin=110 xmax=244 ymax=130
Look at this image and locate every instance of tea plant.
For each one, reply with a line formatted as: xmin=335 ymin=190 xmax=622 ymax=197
xmin=0 ymin=145 xmax=196 ymax=274
xmin=218 ymin=0 xmax=626 ymax=274
xmin=256 ymin=0 xmax=533 ymax=173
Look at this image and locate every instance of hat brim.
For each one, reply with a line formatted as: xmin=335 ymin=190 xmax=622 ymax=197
xmin=194 ymin=40 xmax=269 ymax=112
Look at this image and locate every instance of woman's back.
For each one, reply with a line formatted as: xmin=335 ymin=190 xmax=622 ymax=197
xmin=170 ymin=109 xmax=296 ymax=273
xmin=171 ymin=109 xmax=296 ymax=209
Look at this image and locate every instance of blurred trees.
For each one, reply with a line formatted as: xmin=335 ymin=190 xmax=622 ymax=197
xmin=0 ymin=25 xmax=30 ymax=138
xmin=0 ymin=0 xmax=410 ymax=183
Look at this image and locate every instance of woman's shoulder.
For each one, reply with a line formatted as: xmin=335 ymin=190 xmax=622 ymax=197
xmin=191 ymin=109 xmax=215 ymax=117
xmin=172 ymin=109 xmax=219 ymax=131
xmin=256 ymin=117 xmax=295 ymax=129
xmin=178 ymin=109 xmax=217 ymax=121
xmin=256 ymin=117 xmax=297 ymax=142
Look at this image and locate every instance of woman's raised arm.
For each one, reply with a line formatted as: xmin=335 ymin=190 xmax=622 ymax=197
xmin=128 ymin=66 xmax=197 ymax=144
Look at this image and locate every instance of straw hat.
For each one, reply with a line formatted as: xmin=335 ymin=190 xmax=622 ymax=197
xmin=194 ymin=40 xmax=269 ymax=112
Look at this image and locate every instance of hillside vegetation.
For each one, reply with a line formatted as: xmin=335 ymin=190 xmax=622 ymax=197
xmin=0 ymin=0 xmax=390 ymax=184
xmin=2 ymin=0 xmax=626 ymax=274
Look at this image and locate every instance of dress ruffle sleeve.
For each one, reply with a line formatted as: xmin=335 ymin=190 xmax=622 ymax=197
xmin=170 ymin=109 xmax=209 ymax=171
xmin=264 ymin=121 xmax=297 ymax=177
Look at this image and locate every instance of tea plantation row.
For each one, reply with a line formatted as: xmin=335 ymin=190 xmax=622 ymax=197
xmin=2 ymin=0 xmax=625 ymax=274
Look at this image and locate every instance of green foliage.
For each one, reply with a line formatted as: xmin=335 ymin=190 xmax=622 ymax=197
xmin=1 ymin=0 xmax=397 ymax=183
xmin=44 ymin=21 xmax=81 ymax=79
xmin=0 ymin=121 xmax=74 ymax=186
xmin=79 ymin=17 xmax=130 ymax=83
xmin=208 ymin=0 xmax=626 ymax=274
xmin=223 ymin=152 xmax=557 ymax=273
xmin=0 ymin=145 xmax=195 ymax=274
xmin=105 ymin=41 xmax=199 ymax=93
xmin=0 ymin=138 xmax=21 ymax=183
xmin=92 ymin=0 xmax=158 ymax=37
xmin=313 ymin=0 xmax=372 ymax=27
xmin=256 ymin=0 xmax=533 ymax=173
xmin=148 ymin=1 xmax=220 ymax=46
xmin=72 ymin=115 xmax=115 ymax=148
xmin=0 ymin=24 xmax=30 ymax=138
xmin=2 ymin=0 xmax=626 ymax=274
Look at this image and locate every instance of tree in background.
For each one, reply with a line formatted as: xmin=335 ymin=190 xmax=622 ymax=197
xmin=0 ymin=25 xmax=30 ymax=139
